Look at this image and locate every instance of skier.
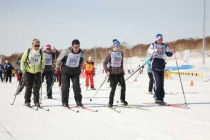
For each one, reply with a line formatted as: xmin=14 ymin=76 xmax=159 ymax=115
xmin=15 ymin=58 xmax=22 ymax=83
xmin=82 ymin=56 xmax=96 ymax=90
xmin=147 ymin=34 xmax=175 ymax=104
xmin=103 ymin=39 xmax=128 ymax=107
xmin=21 ymin=39 xmax=45 ymax=107
xmin=56 ymin=39 xmax=84 ymax=107
xmin=0 ymin=63 xmax=4 ymax=82
xmin=4 ymin=60 xmax=14 ymax=83
xmin=42 ymin=44 xmax=56 ymax=99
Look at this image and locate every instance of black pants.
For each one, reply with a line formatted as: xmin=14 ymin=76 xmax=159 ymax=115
xmin=152 ymin=70 xmax=165 ymax=101
xmin=24 ymin=72 xmax=41 ymax=104
xmin=109 ymin=74 xmax=126 ymax=104
xmin=0 ymin=72 xmax=3 ymax=82
xmin=42 ymin=72 xmax=54 ymax=97
xmin=61 ymin=73 xmax=82 ymax=104
xmin=148 ymin=73 xmax=154 ymax=92
xmin=6 ymin=71 xmax=12 ymax=83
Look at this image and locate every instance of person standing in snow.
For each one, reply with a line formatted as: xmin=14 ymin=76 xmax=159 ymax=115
xmin=147 ymin=34 xmax=175 ymax=104
xmin=146 ymin=61 xmax=153 ymax=94
xmin=15 ymin=58 xmax=23 ymax=83
xmin=0 ymin=63 xmax=4 ymax=82
xmin=56 ymin=39 xmax=84 ymax=107
xmin=82 ymin=56 xmax=96 ymax=90
xmin=42 ymin=44 xmax=56 ymax=99
xmin=4 ymin=60 xmax=14 ymax=83
xmin=21 ymin=39 xmax=45 ymax=107
xmin=103 ymin=39 xmax=128 ymax=107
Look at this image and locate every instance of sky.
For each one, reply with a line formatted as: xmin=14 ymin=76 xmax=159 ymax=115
xmin=0 ymin=0 xmax=209 ymax=56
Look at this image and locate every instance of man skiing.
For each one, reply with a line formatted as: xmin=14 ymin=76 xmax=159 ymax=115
xmin=82 ymin=56 xmax=96 ymax=90
xmin=147 ymin=34 xmax=175 ymax=104
xmin=56 ymin=39 xmax=84 ymax=107
xmin=103 ymin=39 xmax=128 ymax=107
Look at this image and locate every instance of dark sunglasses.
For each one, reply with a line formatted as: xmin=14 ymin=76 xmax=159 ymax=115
xmin=34 ymin=45 xmax=40 ymax=47
xmin=46 ymin=48 xmax=51 ymax=50
xmin=73 ymin=47 xmax=79 ymax=49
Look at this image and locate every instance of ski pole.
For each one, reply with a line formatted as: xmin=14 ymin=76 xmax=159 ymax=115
xmin=90 ymin=76 xmax=107 ymax=101
xmin=125 ymin=67 xmax=141 ymax=81
xmin=11 ymin=93 xmax=18 ymax=105
xmin=11 ymin=77 xmax=24 ymax=105
xmin=46 ymin=76 xmax=56 ymax=97
xmin=125 ymin=56 xmax=151 ymax=81
xmin=174 ymin=52 xmax=188 ymax=106
xmin=134 ymin=72 xmax=140 ymax=81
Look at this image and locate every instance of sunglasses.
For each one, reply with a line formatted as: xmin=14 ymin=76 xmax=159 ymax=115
xmin=34 ymin=45 xmax=40 ymax=47
xmin=73 ymin=46 xmax=79 ymax=49
xmin=46 ymin=48 xmax=51 ymax=50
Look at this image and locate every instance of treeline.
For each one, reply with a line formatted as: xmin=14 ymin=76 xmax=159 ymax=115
xmin=1 ymin=37 xmax=210 ymax=65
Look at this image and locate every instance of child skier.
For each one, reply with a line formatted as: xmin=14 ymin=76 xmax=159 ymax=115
xmin=82 ymin=56 xmax=96 ymax=90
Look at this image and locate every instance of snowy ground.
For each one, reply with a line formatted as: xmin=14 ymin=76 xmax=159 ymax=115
xmin=0 ymin=56 xmax=210 ymax=140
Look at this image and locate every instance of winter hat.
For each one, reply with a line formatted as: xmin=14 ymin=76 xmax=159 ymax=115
xmin=72 ymin=39 xmax=80 ymax=46
xmin=46 ymin=44 xmax=51 ymax=49
xmin=113 ymin=39 xmax=118 ymax=42
xmin=113 ymin=40 xmax=121 ymax=47
xmin=156 ymin=34 xmax=163 ymax=40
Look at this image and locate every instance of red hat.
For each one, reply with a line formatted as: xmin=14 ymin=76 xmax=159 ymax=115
xmin=46 ymin=44 xmax=51 ymax=49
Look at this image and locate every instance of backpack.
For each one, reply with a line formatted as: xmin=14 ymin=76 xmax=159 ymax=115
xmin=24 ymin=48 xmax=43 ymax=68
xmin=6 ymin=63 xmax=13 ymax=71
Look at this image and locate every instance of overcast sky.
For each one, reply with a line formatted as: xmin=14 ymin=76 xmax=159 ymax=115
xmin=0 ymin=0 xmax=209 ymax=56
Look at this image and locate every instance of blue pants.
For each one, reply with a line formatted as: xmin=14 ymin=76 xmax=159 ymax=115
xmin=152 ymin=70 xmax=165 ymax=101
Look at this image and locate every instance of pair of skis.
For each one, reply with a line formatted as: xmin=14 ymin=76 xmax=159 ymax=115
xmin=144 ymin=102 xmax=190 ymax=109
xmin=108 ymin=104 xmax=150 ymax=113
xmin=108 ymin=102 xmax=190 ymax=113
xmin=63 ymin=106 xmax=98 ymax=113
xmin=25 ymin=105 xmax=50 ymax=111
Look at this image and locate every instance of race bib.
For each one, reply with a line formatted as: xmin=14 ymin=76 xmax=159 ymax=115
xmin=111 ymin=51 xmax=122 ymax=67
xmin=28 ymin=50 xmax=41 ymax=65
xmin=45 ymin=53 xmax=52 ymax=65
xmin=85 ymin=63 xmax=93 ymax=71
xmin=65 ymin=53 xmax=81 ymax=68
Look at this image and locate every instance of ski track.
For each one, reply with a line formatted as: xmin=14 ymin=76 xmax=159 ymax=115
xmin=0 ymin=57 xmax=210 ymax=140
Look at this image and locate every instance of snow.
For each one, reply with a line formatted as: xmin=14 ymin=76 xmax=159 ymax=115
xmin=0 ymin=56 xmax=210 ymax=140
